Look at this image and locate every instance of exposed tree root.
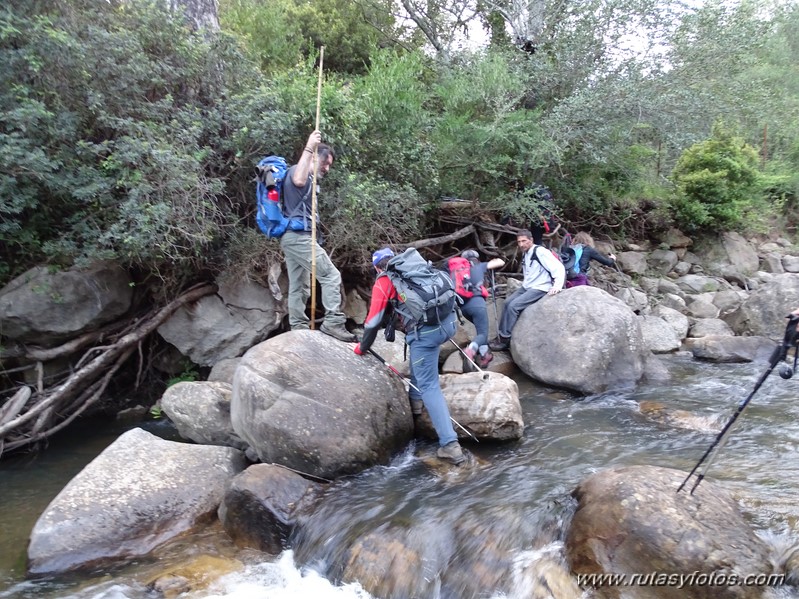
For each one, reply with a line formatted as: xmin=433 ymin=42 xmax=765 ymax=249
xmin=0 ymin=283 xmax=217 ymax=457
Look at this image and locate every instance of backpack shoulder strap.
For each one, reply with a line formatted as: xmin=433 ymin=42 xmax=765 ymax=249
xmin=530 ymin=245 xmax=553 ymax=279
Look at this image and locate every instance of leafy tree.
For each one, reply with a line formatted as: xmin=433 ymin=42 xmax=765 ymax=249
xmin=430 ymin=50 xmax=553 ymax=207
xmin=219 ymin=0 xmax=397 ymax=74
xmin=218 ymin=0 xmax=304 ymax=73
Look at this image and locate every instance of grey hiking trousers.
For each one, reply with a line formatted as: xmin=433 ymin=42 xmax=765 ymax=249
xmin=280 ymin=230 xmax=347 ymax=330
xmin=497 ymin=286 xmax=547 ymax=339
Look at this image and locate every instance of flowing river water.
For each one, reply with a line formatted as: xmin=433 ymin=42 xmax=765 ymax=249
xmin=1 ymin=352 xmax=799 ymax=599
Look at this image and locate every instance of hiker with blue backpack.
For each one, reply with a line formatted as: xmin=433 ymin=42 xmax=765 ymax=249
xmin=448 ymin=250 xmax=505 ymax=371
xmin=489 ymin=229 xmax=565 ymax=351
xmin=562 ymin=231 xmax=617 ymax=288
xmin=276 ymin=130 xmax=355 ymax=342
xmin=353 ymin=247 xmax=466 ymax=465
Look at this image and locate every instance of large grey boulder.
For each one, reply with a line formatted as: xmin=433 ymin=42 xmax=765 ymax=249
xmin=659 ymin=293 xmax=687 ymax=313
xmin=0 ymin=263 xmax=132 ymax=344
xmin=160 ymin=381 xmax=247 ymax=449
xmin=652 ymin=305 xmax=689 ymax=340
xmin=614 ymin=287 xmax=649 ymax=314
xmin=762 ymin=253 xmax=785 ymax=274
xmin=688 ymin=318 xmax=734 ymax=338
xmin=207 ymin=357 xmax=241 ymax=384
xmin=617 ymin=252 xmax=648 ymax=275
xmin=511 ymin=286 xmax=646 ymax=394
xmin=566 ymin=465 xmax=777 ymax=599
xmin=231 ymin=330 xmax=413 ymax=479
xmin=414 ymin=372 xmax=524 ymax=442
xmin=158 ymin=273 xmax=284 ymax=366
xmin=721 ymin=232 xmax=760 ymax=275
xmin=658 ymin=278 xmax=685 ymax=298
xmin=712 ymin=289 xmax=745 ymax=317
xmin=662 ymin=227 xmax=693 ymax=249
xmin=783 ymin=255 xmax=799 ymax=273
xmin=675 ymin=274 xmax=721 ymax=294
xmin=27 ymin=428 xmax=245 ymax=575
xmin=695 ymin=232 xmax=759 ymax=276
xmin=723 ymin=274 xmax=799 ymax=339
xmin=685 ymin=297 xmax=720 ymax=319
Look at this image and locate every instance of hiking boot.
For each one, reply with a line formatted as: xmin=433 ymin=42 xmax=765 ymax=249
xmin=489 ymin=336 xmax=510 ymax=351
xmin=320 ymin=323 xmax=357 ymax=343
xmin=477 ymin=351 xmax=494 ymax=368
xmin=462 ymin=346 xmax=477 ymax=373
xmin=410 ymin=399 xmax=423 ymax=416
xmin=437 ymin=441 xmax=466 ymax=465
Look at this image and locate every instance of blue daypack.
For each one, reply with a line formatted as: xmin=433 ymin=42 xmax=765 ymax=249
xmin=560 ymin=244 xmax=584 ymax=280
xmin=255 ymin=156 xmax=304 ymax=238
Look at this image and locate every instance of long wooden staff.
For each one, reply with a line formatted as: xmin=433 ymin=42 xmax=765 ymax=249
xmin=309 ymin=46 xmax=324 ymax=329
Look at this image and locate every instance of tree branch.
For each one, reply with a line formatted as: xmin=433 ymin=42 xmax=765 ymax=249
xmin=402 ymin=224 xmax=476 ymax=249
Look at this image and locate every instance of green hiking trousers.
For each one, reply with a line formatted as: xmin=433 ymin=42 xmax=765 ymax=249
xmin=280 ymin=230 xmax=346 ymax=330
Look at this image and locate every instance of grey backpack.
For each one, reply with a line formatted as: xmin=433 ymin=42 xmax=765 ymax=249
xmin=383 ymin=248 xmax=456 ymax=331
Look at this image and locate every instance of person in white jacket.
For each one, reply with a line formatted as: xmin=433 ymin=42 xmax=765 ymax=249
xmin=489 ymin=229 xmax=565 ymax=351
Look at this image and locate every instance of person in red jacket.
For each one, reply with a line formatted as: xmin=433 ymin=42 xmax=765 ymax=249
xmin=353 ymin=247 xmax=465 ymax=465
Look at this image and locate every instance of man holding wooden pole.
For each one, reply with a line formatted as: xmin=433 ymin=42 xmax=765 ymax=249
xmin=279 ymin=130 xmax=355 ymax=342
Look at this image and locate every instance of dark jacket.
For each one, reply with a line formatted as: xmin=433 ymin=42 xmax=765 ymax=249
xmin=578 ymin=246 xmax=615 ymax=274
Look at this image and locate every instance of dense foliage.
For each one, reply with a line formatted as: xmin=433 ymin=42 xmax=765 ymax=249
xmin=1 ymin=0 xmax=797 ymax=292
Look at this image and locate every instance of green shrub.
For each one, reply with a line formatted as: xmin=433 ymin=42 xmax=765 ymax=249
xmin=670 ymin=123 xmax=763 ymax=231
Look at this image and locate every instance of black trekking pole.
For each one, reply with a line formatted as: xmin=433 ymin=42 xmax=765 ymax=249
xmin=677 ymin=313 xmax=799 ymax=494
xmin=366 ymin=348 xmax=479 ymax=443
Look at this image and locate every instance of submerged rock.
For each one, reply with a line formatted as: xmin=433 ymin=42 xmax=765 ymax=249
xmin=218 ymin=463 xmax=322 ymax=553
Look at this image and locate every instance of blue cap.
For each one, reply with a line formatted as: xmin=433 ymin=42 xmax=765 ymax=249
xmin=372 ymin=247 xmax=394 ymax=267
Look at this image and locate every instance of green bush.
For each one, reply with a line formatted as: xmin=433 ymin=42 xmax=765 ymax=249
xmin=670 ymin=123 xmax=763 ymax=230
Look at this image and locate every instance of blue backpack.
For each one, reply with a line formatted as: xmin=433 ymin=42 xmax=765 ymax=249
xmin=255 ymin=156 xmax=304 ymax=238
xmin=560 ymin=244 xmax=584 ymax=280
